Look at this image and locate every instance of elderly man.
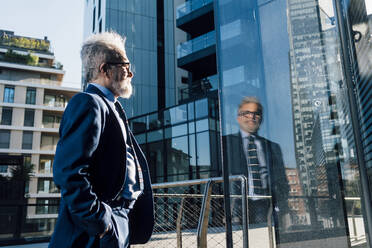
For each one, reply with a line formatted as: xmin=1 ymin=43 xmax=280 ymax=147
xmin=49 ymin=32 xmax=154 ymax=248
xmin=226 ymin=96 xmax=289 ymax=228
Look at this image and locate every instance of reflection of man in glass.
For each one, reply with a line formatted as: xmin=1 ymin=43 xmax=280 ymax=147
xmin=230 ymin=96 xmax=289 ymax=227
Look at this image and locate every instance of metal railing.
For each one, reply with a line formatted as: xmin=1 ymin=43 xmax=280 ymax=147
xmin=345 ymin=197 xmax=366 ymax=243
xmin=176 ymin=0 xmax=213 ymax=19
xmin=0 ymin=179 xmax=366 ymax=247
xmin=132 ymin=175 xmax=275 ymax=248
xmin=133 ymin=178 xmax=368 ymax=248
xmin=177 ymin=30 xmax=216 ymax=58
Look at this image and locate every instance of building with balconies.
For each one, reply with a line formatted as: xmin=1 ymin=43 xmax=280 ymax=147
xmin=176 ymin=0 xmax=218 ymax=102
xmin=0 ymin=30 xmax=80 ymax=239
xmin=83 ymin=0 xmax=179 ymax=117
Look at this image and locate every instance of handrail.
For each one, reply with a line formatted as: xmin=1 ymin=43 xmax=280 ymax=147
xmin=152 ymin=175 xmax=250 ymax=248
xmin=151 ymin=178 xmax=365 ymax=247
xmin=177 ymin=30 xmax=216 ymax=59
xmin=152 ymin=175 xmax=244 ymax=189
xmin=197 ymin=180 xmax=214 ymax=247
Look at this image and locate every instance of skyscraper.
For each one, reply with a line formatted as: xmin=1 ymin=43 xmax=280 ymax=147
xmin=83 ymin=0 xmax=178 ymax=118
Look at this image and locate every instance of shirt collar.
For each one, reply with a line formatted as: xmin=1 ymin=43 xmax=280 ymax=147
xmin=90 ymin=83 xmax=116 ymax=103
xmin=240 ymin=129 xmax=256 ymax=139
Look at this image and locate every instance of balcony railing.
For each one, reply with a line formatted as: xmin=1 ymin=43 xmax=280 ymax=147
xmin=132 ymin=176 xmax=257 ymax=248
xmin=179 ymin=75 xmax=218 ymax=101
xmin=0 ymin=178 xmax=367 ymax=247
xmin=176 ymin=0 xmax=213 ymax=19
xmin=43 ymin=100 xmax=68 ymax=108
xmin=177 ymin=30 xmax=216 ymax=59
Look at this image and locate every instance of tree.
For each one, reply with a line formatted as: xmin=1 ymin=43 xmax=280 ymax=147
xmin=10 ymin=162 xmax=35 ymax=182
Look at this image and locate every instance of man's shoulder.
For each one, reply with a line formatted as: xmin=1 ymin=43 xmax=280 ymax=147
xmin=68 ymin=91 xmax=107 ymax=109
xmin=258 ymin=136 xmax=282 ymax=153
xmin=223 ymin=132 xmax=241 ymax=141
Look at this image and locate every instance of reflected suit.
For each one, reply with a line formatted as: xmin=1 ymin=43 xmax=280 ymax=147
xmin=225 ymin=132 xmax=289 ymax=227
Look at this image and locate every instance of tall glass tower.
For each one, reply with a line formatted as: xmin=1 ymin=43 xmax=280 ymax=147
xmin=83 ymin=0 xmax=178 ymax=118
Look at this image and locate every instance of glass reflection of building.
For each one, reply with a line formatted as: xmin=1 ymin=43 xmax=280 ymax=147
xmin=288 ymin=0 xmax=340 ymax=196
xmin=347 ymin=6 xmax=372 ymax=201
xmin=129 ymin=97 xmax=220 ymax=184
xmin=214 ymin=0 xmax=372 ymax=246
xmin=82 ymin=0 xmax=372 ymax=247
xmin=83 ymin=0 xmax=178 ymax=118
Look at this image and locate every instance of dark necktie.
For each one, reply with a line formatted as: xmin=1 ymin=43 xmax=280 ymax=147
xmin=247 ymin=136 xmax=264 ymax=195
xmin=114 ymin=101 xmax=144 ymax=191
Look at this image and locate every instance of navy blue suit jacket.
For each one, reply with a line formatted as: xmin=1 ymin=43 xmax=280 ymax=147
xmin=49 ymin=84 xmax=154 ymax=248
xmin=224 ymin=133 xmax=289 ymax=216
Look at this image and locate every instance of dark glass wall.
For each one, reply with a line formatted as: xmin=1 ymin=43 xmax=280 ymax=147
xmin=216 ymin=0 xmax=370 ymax=246
xmin=338 ymin=0 xmax=372 ymax=244
xmin=104 ymin=0 xmax=177 ymax=117
xmin=130 ymin=96 xmax=220 ymax=183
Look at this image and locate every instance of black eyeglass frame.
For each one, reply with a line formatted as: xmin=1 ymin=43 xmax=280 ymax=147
xmin=238 ymin=110 xmax=262 ymax=118
xmin=106 ymin=62 xmax=131 ymax=70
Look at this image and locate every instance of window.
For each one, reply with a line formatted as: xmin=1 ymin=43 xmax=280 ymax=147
xmin=37 ymin=179 xmax=59 ymax=193
xmin=22 ymin=131 xmax=33 ymax=149
xmin=3 ymin=86 xmax=14 ymax=103
xmin=23 ymin=155 xmax=31 ymax=165
xmin=44 ymin=94 xmax=55 ymax=107
xmin=1 ymin=107 xmax=12 ymax=125
xmin=26 ymin=87 xmax=36 ymax=104
xmin=24 ymin=109 xmax=35 ymax=127
xmin=41 ymin=134 xmax=59 ymax=151
xmin=0 ymin=130 xmax=10 ymax=148
xmin=39 ymin=156 xmax=53 ymax=174
xmin=42 ymin=114 xmax=62 ymax=128
xmin=42 ymin=114 xmax=54 ymax=128
xmin=40 ymin=74 xmax=51 ymax=80
xmin=0 ymin=165 xmax=8 ymax=173
xmin=36 ymin=198 xmax=59 ymax=214
xmin=55 ymin=95 xmax=66 ymax=107
xmin=44 ymin=94 xmax=66 ymax=108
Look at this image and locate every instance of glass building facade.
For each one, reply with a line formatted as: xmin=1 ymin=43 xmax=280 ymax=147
xmin=213 ymin=0 xmax=372 ymax=246
xmin=83 ymin=0 xmax=179 ymax=118
xmin=129 ymin=95 xmax=220 ymax=184
xmin=80 ymin=0 xmax=372 ymax=247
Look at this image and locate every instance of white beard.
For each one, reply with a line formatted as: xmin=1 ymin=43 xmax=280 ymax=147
xmin=110 ymin=77 xmax=133 ymax=98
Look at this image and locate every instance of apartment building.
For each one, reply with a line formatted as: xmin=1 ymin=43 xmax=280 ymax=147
xmin=0 ymin=30 xmax=80 ymax=235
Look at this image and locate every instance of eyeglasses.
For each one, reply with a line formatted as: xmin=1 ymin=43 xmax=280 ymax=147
xmin=238 ymin=110 xmax=262 ymax=118
xmin=106 ymin=62 xmax=131 ymax=71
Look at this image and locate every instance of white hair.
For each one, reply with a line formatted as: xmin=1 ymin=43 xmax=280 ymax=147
xmin=81 ymin=31 xmax=127 ymax=84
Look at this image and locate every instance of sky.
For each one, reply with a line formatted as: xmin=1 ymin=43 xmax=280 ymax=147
xmin=0 ymin=0 xmax=85 ymax=88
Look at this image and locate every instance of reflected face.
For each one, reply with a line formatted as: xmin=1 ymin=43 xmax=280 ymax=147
xmin=237 ymin=103 xmax=262 ymax=134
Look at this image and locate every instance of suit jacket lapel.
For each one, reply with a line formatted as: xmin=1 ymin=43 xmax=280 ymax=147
xmin=85 ymin=84 xmax=127 ymax=146
xmin=237 ymin=133 xmax=248 ymax=176
xmin=257 ymin=136 xmax=274 ymax=193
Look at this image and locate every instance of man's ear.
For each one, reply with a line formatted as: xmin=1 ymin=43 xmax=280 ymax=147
xmin=99 ymin=63 xmax=108 ymax=74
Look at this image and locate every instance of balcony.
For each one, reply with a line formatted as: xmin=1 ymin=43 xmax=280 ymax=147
xmin=0 ymin=32 xmax=51 ymax=53
xmin=43 ymin=89 xmax=76 ymax=109
xmin=177 ymin=31 xmax=217 ymax=78
xmin=40 ymin=134 xmax=59 ymax=152
xmin=42 ymin=112 xmax=62 ymax=129
xmin=176 ymin=0 xmax=214 ymax=36
xmin=179 ymin=75 xmax=218 ymax=102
